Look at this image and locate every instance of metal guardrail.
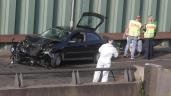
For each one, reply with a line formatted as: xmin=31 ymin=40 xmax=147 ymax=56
xmin=0 ymin=35 xmax=26 ymax=43
xmin=101 ymin=32 xmax=171 ymax=40
xmin=0 ymin=32 xmax=171 ymax=43
xmin=0 ymin=67 xmax=136 ymax=75
xmin=0 ymin=66 xmax=136 ymax=88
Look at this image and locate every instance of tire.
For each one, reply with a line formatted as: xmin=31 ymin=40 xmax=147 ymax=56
xmin=51 ymin=53 xmax=62 ymax=68
xmin=42 ymin=55 xmax=51 ymax=68
xmin=93 ymin=52 xmax=100 ymax=64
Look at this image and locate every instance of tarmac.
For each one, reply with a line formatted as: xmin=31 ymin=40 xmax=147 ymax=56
xmin=1 ymin=46 xmax=171 ymax=68
xmin=0 ymin=46 xmax=171 ymax=88
xmin=113 ymin=46 xmax=171 ymax=68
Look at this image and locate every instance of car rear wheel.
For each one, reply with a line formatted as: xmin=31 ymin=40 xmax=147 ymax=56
xmin=93 ymin=52 xmax=100 ymax=64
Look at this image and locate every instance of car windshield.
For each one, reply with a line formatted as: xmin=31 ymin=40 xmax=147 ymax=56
xmin=40 ymin=28 xmax=69 ymax=41
xmin=77 ymin=16 xmax=101 ymax=29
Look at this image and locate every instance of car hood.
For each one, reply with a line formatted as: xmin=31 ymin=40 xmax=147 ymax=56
xmin=25 ymin=35 xmax=54 ymax=46
xmin=24 ymin=35 xmax=61 ymax=50
xmin=21 ymin=35 xmax=60 ymax=56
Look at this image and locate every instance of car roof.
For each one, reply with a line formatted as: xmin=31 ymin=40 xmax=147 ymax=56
xmin=53 ymin=26 xmax=97 ymax=33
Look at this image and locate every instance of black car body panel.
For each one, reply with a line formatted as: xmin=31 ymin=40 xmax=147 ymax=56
xmin=10 ymin=12 xmax=105 ymax=67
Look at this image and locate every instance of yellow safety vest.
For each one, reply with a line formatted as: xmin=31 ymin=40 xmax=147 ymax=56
xmin=128 ymin=20 xmax=142 ymax=37
xmin=144 ymin=23 xmax=156 ymax=38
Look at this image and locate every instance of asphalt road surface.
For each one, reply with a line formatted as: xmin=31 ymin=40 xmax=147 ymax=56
xmin=0 ymin=47 xmax=171 ymax=89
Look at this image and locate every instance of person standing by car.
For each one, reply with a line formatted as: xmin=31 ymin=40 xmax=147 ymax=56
xmin=92 ymin=39 xmax=118 ymax=83
xmin=123 ymin=16 xmax=142 ymax=60
xmin=144 ymin=16 xmax=157 ymax=60
xmin=137 ymin=37 xmax=143 ymax=56
xmin=129 ymin=37 xmax=142 ymax=57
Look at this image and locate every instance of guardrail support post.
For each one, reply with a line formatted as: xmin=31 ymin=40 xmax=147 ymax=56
xmin=76 ymin=70 xmax=80 ymax=84
xmin=71 ymin=70 xmax=76 ymax=85
xmin=14 ymin=73 xmax=19 ymax=87
xmin=19 ymin=73 xmax=23 ymax=87
xmin=128 ymin=68 xmax=135 ymax=82
xmin=110 ymin=71 xmax=115 ymax=81
xmin=14 ymin=73 xmax=24 ymax=88
xmin=124 ymin=69 xmax=129 ymax=82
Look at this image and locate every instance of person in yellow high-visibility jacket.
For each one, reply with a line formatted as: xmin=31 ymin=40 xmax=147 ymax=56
xmin=123 ymin=16 xmax=142 ymax=60
xmin=144 ymin=16 xmax=157 ymax=59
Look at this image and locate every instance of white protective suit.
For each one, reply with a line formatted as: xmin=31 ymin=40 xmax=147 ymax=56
xmin=93 ymin=42 xmax=118 ymax=82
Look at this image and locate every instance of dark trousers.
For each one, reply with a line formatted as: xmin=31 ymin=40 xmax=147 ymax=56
xmin=144 ymin=38 xmax=154 ymax=59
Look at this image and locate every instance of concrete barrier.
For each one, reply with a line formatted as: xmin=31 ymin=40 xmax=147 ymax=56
xmin=134 ymin=65 xmax=144 ymax=81
xmin=144 ymin=63 xmax=171 ymax=96
xmin=0 ymin=82 xmax=140 ymax=96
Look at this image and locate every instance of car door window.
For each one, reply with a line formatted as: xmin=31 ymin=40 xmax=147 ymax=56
xmin=70 ymin=32 xmax=85 ymax=43
xmin=86 ymin=33 xmax=101 ymax=42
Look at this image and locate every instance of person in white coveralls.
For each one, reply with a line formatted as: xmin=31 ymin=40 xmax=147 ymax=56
xmin=93 ymin=39 xmax=118 ymax=82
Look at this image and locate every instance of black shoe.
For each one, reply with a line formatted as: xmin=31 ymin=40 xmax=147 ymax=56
xmin=143 ymin=57 xmax=148 ymax=59
xmin=144 ymin=57 xmax=151 ymax=60
xmin=147 ymin=57 xmax=152 ymax=60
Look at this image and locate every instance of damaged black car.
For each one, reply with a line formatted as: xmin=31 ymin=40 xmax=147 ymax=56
xmin=10 ymin=12 xmax=105 ymax=67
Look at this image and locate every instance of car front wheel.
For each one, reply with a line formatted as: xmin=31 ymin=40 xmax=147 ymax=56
xmin=51 ymin=53 xmax=62 ymax=68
